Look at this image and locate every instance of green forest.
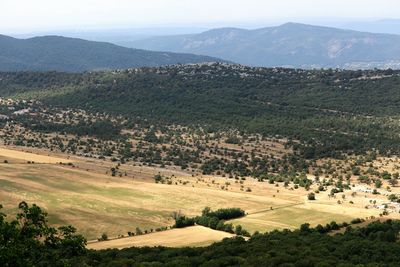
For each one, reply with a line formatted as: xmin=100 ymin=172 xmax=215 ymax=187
xmin=1 ymin=64 xmax=399 ymax=159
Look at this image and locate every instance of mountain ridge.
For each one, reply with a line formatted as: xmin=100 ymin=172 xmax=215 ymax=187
xmin=0 ymin=34 xmax=225 ymax=72
xmin=127 ymin=23 xmax=400 ymax=69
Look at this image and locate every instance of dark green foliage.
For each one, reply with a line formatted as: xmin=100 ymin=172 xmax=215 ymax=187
xmin=173 ymin=216 xmax=195 ymax=228
xmin=307 ymin=192 xmax=316 ymax=200
xmin=154 ymin=174 xmax=163 ymax=183
xmin=225 ymin=136 xmax=240 ymax=144
xmin=3 ymin=203 xmax=400 ymax=266
xmin=388 ymin=194 xmax=399 ymax=202
xmin=98 ymin=233 xmax=108 ymax=241
xmin=0 ymin=202 xmax=86 ymax=267
xmin=143 ymin=130 xmax=160 ymax=143
xmin=201 ymin=207 xmax=245 ymax=220
xmin=26 ymin=120 xmax=122 ymax=140
xmin=0 ymin=35 xmax=224 ymax=72
xmin=81 ymin=220 xmax=400 ymax=266
xmin=174 ymin=207 xmax=246 ymax=235
xmin=201 ymin=158 xmax=223 ymax=175
xmin=2 ymin=65 xmax=400 ymax=159
xmin=350 ymin=218 xmax=364 ymax=224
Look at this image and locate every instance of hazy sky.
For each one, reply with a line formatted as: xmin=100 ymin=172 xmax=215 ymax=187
xmin=2 ymin=0 xmax=400 ymax=33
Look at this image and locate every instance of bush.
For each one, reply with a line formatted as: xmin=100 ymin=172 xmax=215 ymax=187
xmin=202 ymin=207 xmax=245 ymax=220
xmin=351 ymin=218 xmax=364 ymax=224
xmin=308 ymin=193 xmax=316 ymax=200
xmin=174 ymin=216 xmax=195 ymax=228
xmin=0 ymin=202 xmax=86 ymax=266
xmin=98 ymin=233 xmax=108 ymax=241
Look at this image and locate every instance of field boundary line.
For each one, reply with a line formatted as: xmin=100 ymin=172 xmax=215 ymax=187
xmin=247 ymin=202 xmax=304 ymax=216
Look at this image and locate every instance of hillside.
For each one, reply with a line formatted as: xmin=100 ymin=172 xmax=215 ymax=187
xmin=0 ymin=35 xmax=224 ymax=72
xmin=1 ymin=63 xmax=400 ymax=158
xmin=127 ymin=23 xmax=400 ymax=69
xmin=4 ymin=66 xmax=400 ymax=267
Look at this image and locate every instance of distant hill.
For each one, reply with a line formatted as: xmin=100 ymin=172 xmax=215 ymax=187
xmin=0 ymin=35 xmax=224 ymax=72
xmin=127 ymin=23 xmax=400 ymax=69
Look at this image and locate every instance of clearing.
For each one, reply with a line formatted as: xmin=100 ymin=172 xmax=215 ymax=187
xmin=87 ymin=226 xmax=235 ymax=249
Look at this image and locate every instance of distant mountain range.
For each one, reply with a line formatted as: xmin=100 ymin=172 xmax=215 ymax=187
xmin=3 ymin=23 xmax=400 ymax=71
xmin=127 ymin=23 xmax=400 ymax=69
xmin=0 ymin=35 xmax=224 ymax=72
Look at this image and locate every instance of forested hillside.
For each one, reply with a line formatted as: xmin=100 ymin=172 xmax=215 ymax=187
xmin=1 ymin=63 xmax=400 ymax=158
xmin=0 ymin=35 xmax=223 ymax=72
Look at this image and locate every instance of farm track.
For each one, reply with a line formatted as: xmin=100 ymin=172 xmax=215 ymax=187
xmin=247 ymin=202 xmax=304 ymax=216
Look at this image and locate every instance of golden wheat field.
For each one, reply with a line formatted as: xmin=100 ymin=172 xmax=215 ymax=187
xmin=0 ymin=147 xmax=397 ymax=247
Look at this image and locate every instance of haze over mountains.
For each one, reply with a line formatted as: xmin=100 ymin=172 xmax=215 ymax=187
xmin=128 ymin=23 xmax=400 ymax=69
xmin=341 ymin=19 xmax=400 ymax=35
xmin=2 ymin=22 xmax=400 ymax=71
xmin=0 ymin=35 xmax=223 ymax=72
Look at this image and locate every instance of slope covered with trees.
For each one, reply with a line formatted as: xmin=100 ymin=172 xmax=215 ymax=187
xmin=0 ymin=35 xmax=224 ymax=72
xmin=1 ymin=63 xmax=400 ymax=158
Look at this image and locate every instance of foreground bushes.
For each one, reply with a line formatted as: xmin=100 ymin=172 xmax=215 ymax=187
xmin=3 ymin=202 xmax=400 ymax=266
xmin=0 ymin=202 xmax=86 ymax=267
xmin=83 ymin=220 xmax=400 ymax=266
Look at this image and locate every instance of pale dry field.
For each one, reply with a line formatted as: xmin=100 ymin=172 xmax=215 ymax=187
xmin=87 ymin=226 xmax=235 ymax=249
xmin=0 ymin=160 xmax=294 ymax=240
xmin=0 ymin=147 xmax=73 ymax=164
xmin=230 ymin=201 xmax=380 ymax=233
xmin=1 ymin=146 xmax=399 ymax=247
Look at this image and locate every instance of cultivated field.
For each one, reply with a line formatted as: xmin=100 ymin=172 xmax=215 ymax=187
xmin=230 ymin=188 xmax=385 ymax=232
xmin=0 ymin=158 xmax=290 ymax=239
xmin=0 ymin=147 xmax=398 ymax=247
xmin=87 ymin=226 xmax=235 ymax=249
xmin=0 ymin=147 xmax=73 ymax=164
xmin=231 ymin=204 xmax=364 ymax=233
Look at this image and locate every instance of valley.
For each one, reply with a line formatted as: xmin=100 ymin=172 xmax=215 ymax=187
xmin=4 ymin=1 xmax=400 ymax=265
xmin=1 ymin=64 xmax=400 ymax=252
xmin=1 ymin=99 xmax=400 ymax=249
xmin=1 ymin=143 xmax=395 ymax=248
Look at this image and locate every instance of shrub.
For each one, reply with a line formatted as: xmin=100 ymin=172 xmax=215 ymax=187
xmin=308 ymin=193 xmax=316 ymax=200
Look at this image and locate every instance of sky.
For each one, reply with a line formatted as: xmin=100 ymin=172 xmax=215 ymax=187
xmin=2 ymin=0 xmax=400 ymax=33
